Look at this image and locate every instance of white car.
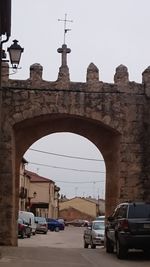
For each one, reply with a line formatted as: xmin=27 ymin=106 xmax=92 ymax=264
xmin=83 ymin=220 xmax=105 ymax=248
xmin=19 ymin=211 xmax=36 ymax=235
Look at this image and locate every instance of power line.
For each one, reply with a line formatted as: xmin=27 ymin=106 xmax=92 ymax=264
xmin=32 ymin=179 xmax=104 ymax=185
xmin=30 ymin=180 xmax=105 ymax=188
xmin=29 ymin=148 xmax=104 ymax=162
xmin=28 ymin=161 xmax=105 ymax=174
xmin=54 ymin=180 xmax=104 ymax=184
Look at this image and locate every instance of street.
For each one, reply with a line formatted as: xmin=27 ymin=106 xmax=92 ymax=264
xmin=0 ymin=226 xmax=150 ymax=266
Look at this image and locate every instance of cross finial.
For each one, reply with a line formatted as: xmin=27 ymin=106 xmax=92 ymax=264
xmin=57 ymin=44 xmax=71 ymax=67
xmin=58 ymin=14 xmax=73 ymax=44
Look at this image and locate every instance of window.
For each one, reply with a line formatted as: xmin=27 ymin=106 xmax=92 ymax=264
xmin=128 ymin=203 xmax=150 ymax=219
xmin=118 ymin=205 xmax=128 ymax=218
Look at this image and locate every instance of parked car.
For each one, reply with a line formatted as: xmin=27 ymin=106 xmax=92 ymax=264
xmin=35 ymin=216 xmax=48 ymax=234
xmin=58 ymin=218 xmax=65 ymax=229
xmin=19 ymin=211 xmax=36 ymax=235
xmin=95 ymin=215 xmax=105 ymax=221
xmin=83 ymin=220 xmax=105 ymax=248
xmin=105 ymin=202 xmax=150 ymax=259
xmin=66 ymin=219 xmax=89 ymax=227
xmin=46 ymin=218 xmax=65 ymax=231
xmin=18 ymin=218 xmax=32 ymax=239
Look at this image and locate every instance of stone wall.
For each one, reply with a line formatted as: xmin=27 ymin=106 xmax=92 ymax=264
xmin=0 ymin=62 xmax=150 ymax=245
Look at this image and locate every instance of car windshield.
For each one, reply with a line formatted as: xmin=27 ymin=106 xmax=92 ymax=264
xmin=93 ymin=221 xmax=105 ymax=230
xmin=58 ymin=219 xmax=64 ymax=223
xmin=96 ymin=216 xmax=105 ymax=221
xmin=35 ymin=217 xmax=46 ymax=223
xmin=46 ymin=218 xmax=57 ymax=222
xmin=128 ymin=203 xmax=150 ymax=218
xmin=18 ymin=218 xmax=23 ymax=224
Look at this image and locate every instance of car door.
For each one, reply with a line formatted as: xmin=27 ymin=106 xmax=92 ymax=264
xmin=109 ymin=204 xmax=128 ymax=243
xmin=84 ymin=223 xmax=92 ymax=243
xmin=106 ymin=207 xmax=120 ymax=243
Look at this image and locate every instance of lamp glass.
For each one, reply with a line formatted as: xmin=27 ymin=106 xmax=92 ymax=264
xmin=7 ymin=40 xmax=24 ymax=68
xmin=9 ymin=49 xmax=22 ymax=65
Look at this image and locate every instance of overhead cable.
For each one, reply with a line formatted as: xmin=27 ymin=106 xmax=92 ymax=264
xmin=29 ymin=148 xmax=104 ymax=162
xmin=28 ymin=161 xmax=105 ymax=174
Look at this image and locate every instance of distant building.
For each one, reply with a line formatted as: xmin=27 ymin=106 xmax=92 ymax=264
xmin=59 ymin=197 xmax=105 ymax=221
xmin=85 ymin=197 xmax=105 ymax=215
xmin=25 ymin=170 xmax=60 ymax=218
xmin=19 ymin=158 xmax=30 ymax=211
xmin=19 ymin=158 xmax=60 ymax=218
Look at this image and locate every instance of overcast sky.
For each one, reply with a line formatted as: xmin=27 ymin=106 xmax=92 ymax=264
xmin=4 ymin=0 xmax=150 ymax=199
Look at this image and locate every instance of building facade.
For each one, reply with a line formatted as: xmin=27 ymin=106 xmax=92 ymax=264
xmin=19 ymin=158 xmax=30 ymax=211
xmin=59 ymin=197 xmax=101 ymax=221
xmin=19 ymin=158 xmax=60 ymax=218
xmin=25 ymin=170 xmax=60 ymax=218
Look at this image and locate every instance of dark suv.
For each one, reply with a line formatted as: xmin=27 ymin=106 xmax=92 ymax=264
xmin=105 ymin=202 xmax=150 ymax=259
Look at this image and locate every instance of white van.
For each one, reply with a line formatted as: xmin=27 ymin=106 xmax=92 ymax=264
xmin=19 ymin=211 xmax=36 ymax=235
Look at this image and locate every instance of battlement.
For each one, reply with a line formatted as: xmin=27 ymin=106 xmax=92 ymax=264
xmin=2 ymin=61 xmax=150 ymax=96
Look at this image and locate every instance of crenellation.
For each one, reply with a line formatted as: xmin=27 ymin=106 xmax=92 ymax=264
xmin=86 ymin=63 xmax=99 ymax=82
xmin=29 ymin=63 xmax=43 ymax=80
xmin=86 ymin=63 xmax=103 ymax=92
xmin=114 ymin=64 xmax=129 ymax=88
xmin=1 ymin=64 xmax=147 ymax=95
xmin=57 ymin=65 xmax=70 ymax=89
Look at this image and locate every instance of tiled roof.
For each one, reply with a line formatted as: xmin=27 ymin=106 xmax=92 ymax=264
xmin=60 ymin=196 xmax=99 ymax=205
xmin=25 ymin=170 xmax=54 ymax=183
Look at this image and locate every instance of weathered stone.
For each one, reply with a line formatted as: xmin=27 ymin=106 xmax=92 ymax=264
xmin=0 ymin=61 xmax=150 ymax=247
xmin=29 ymin=63 xmax=43 ymax=80
xmin=114 ymin=64 xmax=129 ymax=85
xmin=142 ymin=66 xmax=150 ymax=97
xmin=1 ymin=62 xmax=9 ymax=82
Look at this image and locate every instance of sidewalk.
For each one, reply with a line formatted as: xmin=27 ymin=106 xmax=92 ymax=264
xmin=0 ymin=246 xmax=90 ymax=267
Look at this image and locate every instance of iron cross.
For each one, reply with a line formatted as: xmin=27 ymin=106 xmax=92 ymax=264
xmin=58 ymin=14 xmax=73 ymax=44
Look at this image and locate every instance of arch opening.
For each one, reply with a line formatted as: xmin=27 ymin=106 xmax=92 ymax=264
xmin=9 ymin=113 xmax=121 ymax=246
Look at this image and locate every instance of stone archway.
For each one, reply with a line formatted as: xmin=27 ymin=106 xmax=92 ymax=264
xmin=1 ymin=48 xmax=150 ymax=246
xmin=14 ymin=114 xmax=121 ymax=238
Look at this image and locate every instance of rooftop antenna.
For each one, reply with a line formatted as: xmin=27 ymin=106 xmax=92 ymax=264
xmin=58 ymin=13 xmax=73 ymax=44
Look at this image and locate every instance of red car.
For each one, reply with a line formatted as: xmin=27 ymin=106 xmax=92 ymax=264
xmin=18 ymin=218 xmax=32 ymax=239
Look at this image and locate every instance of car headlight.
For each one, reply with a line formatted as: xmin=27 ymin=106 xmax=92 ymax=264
xmin=93 ymin=232 xmax=104 ymax=238
xmin=97 ymin=234 xmax=104 ymax=237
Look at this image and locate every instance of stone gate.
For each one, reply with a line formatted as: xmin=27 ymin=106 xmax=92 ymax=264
xmin=0 ymin=43 xmax=150 ymax=245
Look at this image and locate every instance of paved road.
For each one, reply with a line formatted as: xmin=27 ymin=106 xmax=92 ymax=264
xmin=0 ymin=226 xmax=150 ymax=267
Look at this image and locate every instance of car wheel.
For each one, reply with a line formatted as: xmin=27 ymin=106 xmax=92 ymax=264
xmin=143 ymin=248 xmax=150 ymax=254
xmin=105 ymin=236 xmax=114 ymax=253
xmin=91 ymin=239 xmax=96 ymax=249
xmin=55 ymin=226 xmax=60 ymax=232
xmin=116 ymin=239 xmax=128 ymax=259
xmin=27 ymin=233 xmax=31 ymax=238
xmin=21 ymin=231 xmax=25 ymax=239
xmin=84 ymin=239 xmax=89 ymax=248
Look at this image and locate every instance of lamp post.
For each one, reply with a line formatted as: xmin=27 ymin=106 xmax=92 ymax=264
xmin=27 ymin=191 xmax=37 ymax=212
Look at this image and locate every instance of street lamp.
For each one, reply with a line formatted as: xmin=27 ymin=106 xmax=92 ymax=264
xmin=0 ymin=39 xmax=24 ymax=87
xmin=7 ymin=39 xmax=24 ymax=69
xmin=27 ymin=191 xmax=37 ymax=212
